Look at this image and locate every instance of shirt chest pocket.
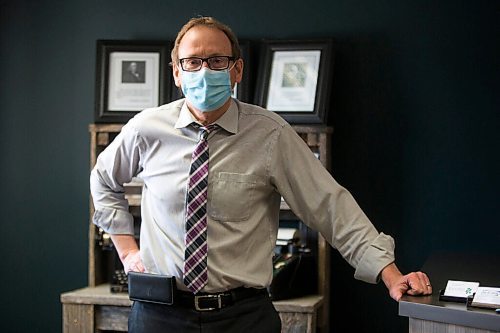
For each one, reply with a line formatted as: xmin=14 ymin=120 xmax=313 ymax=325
xmin=208 ymin=172 xmax=266 ymax=222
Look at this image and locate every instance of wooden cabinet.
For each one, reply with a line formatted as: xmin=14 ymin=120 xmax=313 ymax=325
xmin=61 ymin=123 xmax=333 ymax=333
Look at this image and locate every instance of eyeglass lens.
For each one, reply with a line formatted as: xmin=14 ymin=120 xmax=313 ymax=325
xmin=181 ymin=56 xmax=233 ymax=71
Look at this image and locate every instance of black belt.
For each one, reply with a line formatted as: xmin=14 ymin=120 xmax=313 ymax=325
xmin=175 ymin=287 xmax=267 ymax=311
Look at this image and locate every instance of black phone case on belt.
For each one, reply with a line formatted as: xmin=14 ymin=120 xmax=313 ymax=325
xmin=128 ymin=271 xmax=175 ymax=305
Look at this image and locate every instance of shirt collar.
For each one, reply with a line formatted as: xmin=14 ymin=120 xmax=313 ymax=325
xmin=174 ymin=98 xmax=238 ymax=134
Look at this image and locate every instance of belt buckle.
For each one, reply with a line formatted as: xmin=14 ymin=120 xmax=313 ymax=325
xmin=194 ymin=294 xmax=222 ymax=311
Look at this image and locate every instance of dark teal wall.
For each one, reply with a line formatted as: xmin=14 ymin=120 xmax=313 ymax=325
xmin=1 ymin=1 xmax=497 ymax=332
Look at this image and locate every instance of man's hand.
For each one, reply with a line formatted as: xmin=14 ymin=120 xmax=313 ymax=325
xmin=110 ymin=234 xmax=145 ymax=273
xmin=121 ymin=248 xmax=145 ymax=273
xmin=381 ymin=263 xmax=432 ymax=301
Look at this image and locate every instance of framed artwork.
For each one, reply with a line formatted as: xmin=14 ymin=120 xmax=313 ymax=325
xmin=95 ymin=40 xmax=171 ymax=123
xmin=255 ymin=39 xmax=334 ymax=124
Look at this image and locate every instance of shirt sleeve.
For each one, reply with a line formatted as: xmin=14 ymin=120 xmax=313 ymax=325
xmin=89 ymin=122 xmax=143 ymax=235
xmin=269 ymin=124 xmax=395 ymax=283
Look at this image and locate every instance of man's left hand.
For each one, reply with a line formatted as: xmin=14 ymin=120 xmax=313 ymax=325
xmin=381 ymin=263 xmax=432 ymax=301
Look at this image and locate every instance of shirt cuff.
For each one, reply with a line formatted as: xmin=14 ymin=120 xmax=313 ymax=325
xmin=92 ymin=207 xmax=135 ymax=235
xmin=353 ymin=232 xmax=395 ymax=284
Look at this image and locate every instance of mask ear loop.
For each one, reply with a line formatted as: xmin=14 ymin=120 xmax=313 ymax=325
xmin=228 ymin=59 xmax=238 ymax=71
xmin=228 ymin=58 xmax=241 ymax=96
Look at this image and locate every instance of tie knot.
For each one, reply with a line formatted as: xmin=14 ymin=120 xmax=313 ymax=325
xmin=198 ymin=124 xmax=219 ymax=140
xmin=201 ymin=123 xmax=218 ymax=132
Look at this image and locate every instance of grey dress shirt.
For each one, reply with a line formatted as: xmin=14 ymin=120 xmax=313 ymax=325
xmin=90 ymin=98 xmax=395 ymax=292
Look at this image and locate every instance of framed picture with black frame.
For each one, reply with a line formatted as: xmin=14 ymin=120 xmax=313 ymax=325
xmin=95 ymin=40 xmax=171 ymax=123
xmin=255 ymin=39 xmax=334 ymax=124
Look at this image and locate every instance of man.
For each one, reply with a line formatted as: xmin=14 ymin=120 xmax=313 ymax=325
xmin=90 ymin=16 xmax=432 ymax=333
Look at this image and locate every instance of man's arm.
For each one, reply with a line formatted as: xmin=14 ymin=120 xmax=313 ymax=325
xmin=110 ymin=234 xmax=145 ymax=273
xmin=381 ymin=262 xmax=432 ymax=301
xmin=90 ymin=122 xmax=145 ymax=272
xmin=269 ymin=125 xmax=432 ymax=300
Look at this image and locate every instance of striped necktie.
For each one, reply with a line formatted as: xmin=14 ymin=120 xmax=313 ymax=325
xmin=183 ymin=124 xmax=218 ymax=293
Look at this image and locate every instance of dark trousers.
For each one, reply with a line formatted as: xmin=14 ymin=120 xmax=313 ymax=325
xmin=128 ymin=292 xmax=282 ymax=333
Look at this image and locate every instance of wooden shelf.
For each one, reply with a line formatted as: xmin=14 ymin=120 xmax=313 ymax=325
xmin=61 ymin=285 xmax=132 ymax=307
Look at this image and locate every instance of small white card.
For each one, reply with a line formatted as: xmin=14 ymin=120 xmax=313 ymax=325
xmin=471 ymin=287 xmax=500 ymax=308
xmin=444 ymin=280 xmax=480 ymax=298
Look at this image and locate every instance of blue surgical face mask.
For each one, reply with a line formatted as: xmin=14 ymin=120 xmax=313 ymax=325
xmin=181 ymin=67 xmax=232 ymax=112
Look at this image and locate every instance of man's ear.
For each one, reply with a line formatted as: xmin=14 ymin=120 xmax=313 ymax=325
xmin=172 ymin=63 xmax=181 ymax=87
xmin=233 ymin=58 xmax=244 ymax=84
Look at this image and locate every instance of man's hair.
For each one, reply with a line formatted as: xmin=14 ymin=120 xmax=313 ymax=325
xmin=171 ymin=17 xmax=241 ymax=65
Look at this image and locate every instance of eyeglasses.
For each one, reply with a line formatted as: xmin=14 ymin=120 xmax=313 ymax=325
xmin=179 ymin=56 xmax=235 ymax=72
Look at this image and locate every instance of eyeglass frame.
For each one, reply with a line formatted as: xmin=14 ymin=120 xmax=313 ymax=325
xmin=178 ymin=56 xmax=236 ymax=72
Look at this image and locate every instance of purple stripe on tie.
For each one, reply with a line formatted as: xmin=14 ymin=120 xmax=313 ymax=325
xmin=187 ymin=193 xmax=206 ymax=213
xmin=186 ymin=218 xmax=206 ymax=235
xmin=186 ymin=270 xmax=207 ymax=292
xmin=185 ymin=251 xmax=207 ymax=276
xmin=188 ymin=168 xmax=208 ymax=189
xmin=188 ymin=190 xmax=207 ymax=207
xmin=192 ymin=147 xmax=207 ymax=161
xmin=186 ymin=226 xmax=206 ymax=246
xmin=186 ymin=208 xmax=204 ymax=221
xmin=185 ymin=245 xmax=207 ymax=268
